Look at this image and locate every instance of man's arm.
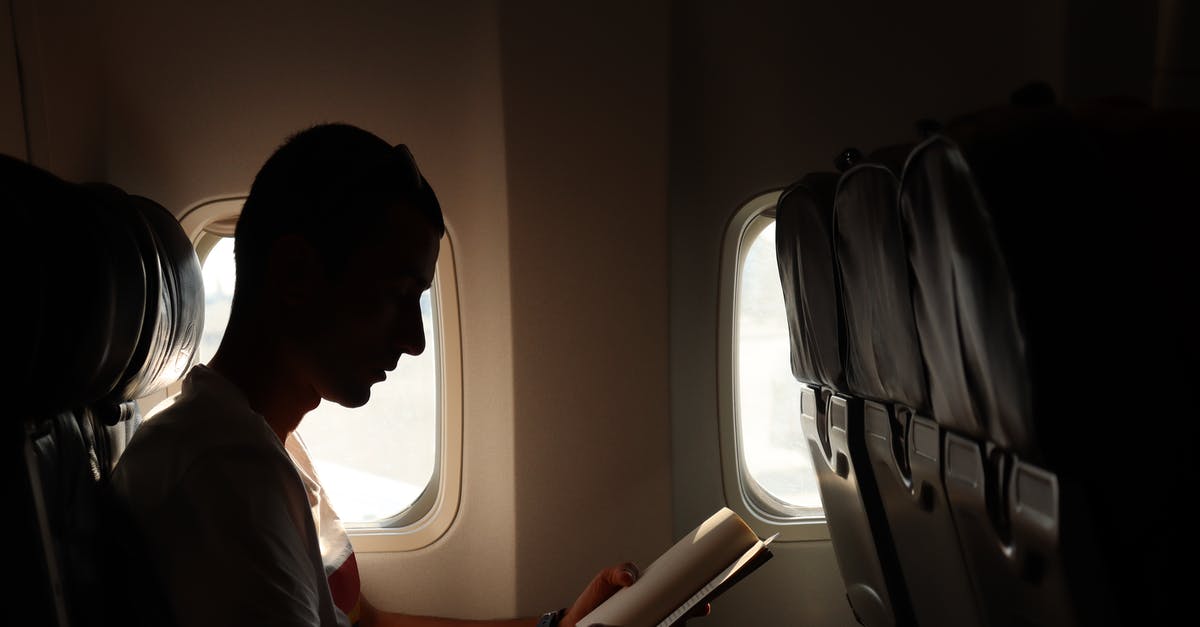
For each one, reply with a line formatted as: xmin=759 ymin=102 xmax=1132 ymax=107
xmin=360 ymin=601 xmax=535 ymax=627
xmin=359 ymin=564 xmax=640 ymax=627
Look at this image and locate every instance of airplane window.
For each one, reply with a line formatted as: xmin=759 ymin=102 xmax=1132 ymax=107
xmin=727 ymin=209 xmax=824 ymax=525
xmin=198 ymin=236 xmax=439 ymax=525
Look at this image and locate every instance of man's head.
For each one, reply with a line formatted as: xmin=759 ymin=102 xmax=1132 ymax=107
xmin=234 ymin=123 xmax=443 ymax=298
xmin=229 ymin=123 xmax=444 ymax=408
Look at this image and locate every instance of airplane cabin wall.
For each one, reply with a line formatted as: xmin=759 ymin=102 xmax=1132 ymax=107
xmin=0 ymin=0 xmax=24 ymax=158
xmin=497 ymin=1 xmax=674 ymax=616
xmin=1064 ymin=0 xmax=1160 ymax=106
xmin=4 ymin=0 xmax=103 ymax=180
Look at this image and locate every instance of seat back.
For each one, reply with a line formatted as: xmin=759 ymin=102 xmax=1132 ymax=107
xmin=776 ymin=171 xmax=910 ymax=627
xmin=896 ymin=95 xmax=1158 ymax=626
xmin=834 ymin=145 xmax=927 ymax=411
xmin=7 ymin=155 xmax=203 ymax=626
xmin=834 ymin=146 xmax=982 ymax=627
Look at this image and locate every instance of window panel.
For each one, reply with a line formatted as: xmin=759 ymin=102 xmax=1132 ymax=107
xmin=735 ymin=220 xmax=822 ymax=515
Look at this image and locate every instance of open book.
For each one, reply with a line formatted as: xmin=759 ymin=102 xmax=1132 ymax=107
xmin=579 ymin=508 xmax=776 ymax=627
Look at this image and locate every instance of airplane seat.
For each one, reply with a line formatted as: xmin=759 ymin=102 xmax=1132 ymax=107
xmin=7 ymin=155 xmax=202 ymax=626
xmin=88 ymin=184 xmax=204 ymax=627
xmin=942 ymin=97 xmax=1196 ymax=626
xmin=775 ymin=171 xmax=912 ymax=627
xmin=85 ymin=184 xmax=205 ymax=414
xmin=895 ymin=92 xmax=1177 ymax=626
xmin=6 ymin=153 xmax=148 ymax=626
xmin=833 ymin=144 xmax=983 ymax=627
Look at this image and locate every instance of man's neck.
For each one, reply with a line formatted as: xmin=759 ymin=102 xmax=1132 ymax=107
xmin=207 ymin=318 xmax=320 ymax=442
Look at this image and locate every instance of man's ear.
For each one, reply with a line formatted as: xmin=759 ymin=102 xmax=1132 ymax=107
xmin=266 ymin=234 xmax=324 ymax=307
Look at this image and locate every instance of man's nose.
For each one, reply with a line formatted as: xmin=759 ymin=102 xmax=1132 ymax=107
xmin=396 ymin=318 xmax=426 ymax=356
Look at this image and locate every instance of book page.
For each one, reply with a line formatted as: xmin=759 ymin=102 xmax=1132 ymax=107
xmin=656 ymin=536 xmax=774 ymax=627
xmin=579 ymin=508 xmax=762 ymax=627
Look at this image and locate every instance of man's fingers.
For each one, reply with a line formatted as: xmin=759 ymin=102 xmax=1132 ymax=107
xmin=604 ymin=562 xmax=640 ymax=588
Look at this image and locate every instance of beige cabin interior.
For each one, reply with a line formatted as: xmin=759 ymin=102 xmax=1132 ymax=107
xmin=4 ymin=1 xmax=1186 ymax=625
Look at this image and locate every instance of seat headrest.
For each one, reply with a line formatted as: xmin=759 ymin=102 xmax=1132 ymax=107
xmin=88 ymin=186 xmax=204 ymax=418
xmin=774 ymin=171 xmax=844 ymax=390
xmin=7 ymin=155 xmax=147 ymax=413
xmin=899 ymin=135 xmax=1034 ymax=450
xmin=948 ymin=100 xmax=1199 ymax=463
xmin=5 ymin=155 xmax=203 ymax=419
xmin=834 ymin=152 xmax=928 ymax=411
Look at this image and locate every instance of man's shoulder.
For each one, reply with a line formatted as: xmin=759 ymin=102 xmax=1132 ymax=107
xmin=125 ymin=383 xmax=273 ymax=458
xmin=112 ymin=368 xmax=290 ymax=507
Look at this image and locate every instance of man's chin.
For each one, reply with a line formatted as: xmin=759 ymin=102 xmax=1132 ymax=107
xmin=329 ymin=388 xmax=371 ymax=409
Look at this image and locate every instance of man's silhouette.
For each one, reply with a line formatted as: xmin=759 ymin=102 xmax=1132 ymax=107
xmin=112 ymin=124 xmax=640 ymax=627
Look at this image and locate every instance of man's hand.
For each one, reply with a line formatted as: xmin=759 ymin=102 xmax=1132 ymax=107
xmin=560 ymin=563 xmax=710 ymax=627
xmin=560 ymin=563 xmax=639 ymax=627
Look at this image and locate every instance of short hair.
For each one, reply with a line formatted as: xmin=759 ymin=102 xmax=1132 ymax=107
xmin=233 ymin=123 xmax=444 ymax=297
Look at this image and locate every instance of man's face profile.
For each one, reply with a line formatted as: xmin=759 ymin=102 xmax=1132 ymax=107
xmin=292 ymin=204 xmax=441 ymax=409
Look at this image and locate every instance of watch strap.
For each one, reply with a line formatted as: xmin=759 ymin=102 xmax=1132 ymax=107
xmin=537 ymin=608 xmax=568 ymax=627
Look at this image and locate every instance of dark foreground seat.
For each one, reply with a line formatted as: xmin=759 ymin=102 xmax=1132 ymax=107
xmin=898 ymin=97 xmax=1198 ymax=627
xmin=6 ymin=154 xmax=203 ymax=626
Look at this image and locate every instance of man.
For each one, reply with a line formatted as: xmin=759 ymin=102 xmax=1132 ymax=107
xmin=111 ymin=124 xmax=652 ymax=627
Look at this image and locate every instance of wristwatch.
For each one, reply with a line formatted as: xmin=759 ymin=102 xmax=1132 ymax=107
xmin=537 ymin=608 xmax=567 ymax=627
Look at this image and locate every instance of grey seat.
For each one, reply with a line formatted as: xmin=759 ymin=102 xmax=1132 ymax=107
xmin=775 ymin=171 xmax=911 ymax=627
xmin=833 ymin=145 xmax=982 ymax=627
xmin=895 ymin=96 xmax=1198 ymax=626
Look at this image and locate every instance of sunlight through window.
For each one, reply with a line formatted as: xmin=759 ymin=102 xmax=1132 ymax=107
xmin=736 ymin=219 xmax=822 ymax=515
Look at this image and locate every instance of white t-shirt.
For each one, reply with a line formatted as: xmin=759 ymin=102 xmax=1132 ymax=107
xmin=112 ymin=365 xmax=360 ymax=627
xmin=286 ymin=428 xmax=363 ymax=624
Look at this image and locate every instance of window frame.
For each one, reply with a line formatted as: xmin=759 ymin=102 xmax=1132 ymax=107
xmin=175 ymin=197 xmax=464 ymax=552
xmin=717 ymin=190 xmax=829 ymax=542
